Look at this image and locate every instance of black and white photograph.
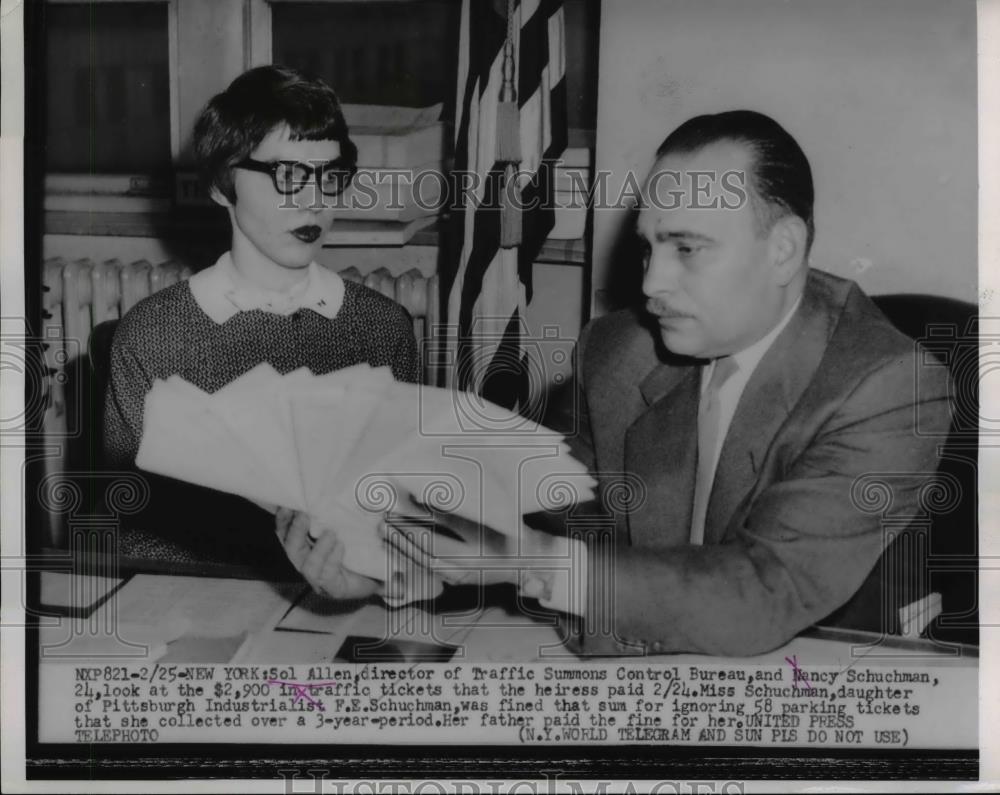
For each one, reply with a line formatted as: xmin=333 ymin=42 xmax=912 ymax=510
xmin=1 ymin=0 xmax=995 ymax=790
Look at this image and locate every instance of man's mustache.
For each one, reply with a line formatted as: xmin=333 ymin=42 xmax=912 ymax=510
xmin=646 ymin=297 xmax=692 ymax=318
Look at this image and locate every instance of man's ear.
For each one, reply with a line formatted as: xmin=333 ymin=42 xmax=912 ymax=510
xmin=209 ymin=184 xmax=233 ymax=209
xmin=769 ymin=215 xmax=807 ymax=286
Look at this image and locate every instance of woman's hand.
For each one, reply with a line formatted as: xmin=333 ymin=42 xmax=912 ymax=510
xmin=275 ymin=508 xmax=382 ymax=600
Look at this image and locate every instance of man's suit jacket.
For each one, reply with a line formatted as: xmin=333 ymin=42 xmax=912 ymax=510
xmin=566 ymin=269 xmax=952 ymax=656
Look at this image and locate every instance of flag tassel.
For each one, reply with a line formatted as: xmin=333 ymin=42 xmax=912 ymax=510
xmin=446 ymin=0 xmax=566 ymax=400
xmin=496 ymin=39 xmax=521 ymax=164
xmin=499 ymin=163 xmax=522 ymax=248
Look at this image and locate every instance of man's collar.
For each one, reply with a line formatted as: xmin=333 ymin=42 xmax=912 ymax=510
xmin=639 ymin=290 xmax=805 ymax=407
xmin=189 ymin=252 xmax=345 ymax=324
xmin=723 ymin=292 xmax=804 ymax=385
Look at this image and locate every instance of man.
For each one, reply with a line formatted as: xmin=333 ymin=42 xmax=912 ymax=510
xmin=386 ymin=110 xmax=953 ymax=656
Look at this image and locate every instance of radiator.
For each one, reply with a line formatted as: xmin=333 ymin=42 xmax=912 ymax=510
xmin=41 ymin=257 xmax=441 ymax=391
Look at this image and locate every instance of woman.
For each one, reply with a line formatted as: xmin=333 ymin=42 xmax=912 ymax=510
xmin=104 ymin=65 xmax=417 ymax=599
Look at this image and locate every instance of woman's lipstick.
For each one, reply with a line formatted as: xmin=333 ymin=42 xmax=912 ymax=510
xmin=291 ymin=225 xmax=322 ymax=243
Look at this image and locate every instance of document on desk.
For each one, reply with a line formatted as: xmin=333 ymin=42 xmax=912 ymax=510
xmin=238 ymin=599 xmax=476 ymax=663
xmin=238 ymin=597 xmax=565 ymax=663
xmin=113 ymin=575 xmax=304 ymax=638
xmin=38 ymin=572 xmax=124 ymax=614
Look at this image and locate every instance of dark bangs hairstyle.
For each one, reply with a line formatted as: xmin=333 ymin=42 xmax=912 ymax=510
xmin=193 ymin=64 xmax=358 ymax=203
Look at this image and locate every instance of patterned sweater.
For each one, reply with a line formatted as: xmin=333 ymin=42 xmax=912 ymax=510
xmin=103 ymin=277 xmax=420 ymax=568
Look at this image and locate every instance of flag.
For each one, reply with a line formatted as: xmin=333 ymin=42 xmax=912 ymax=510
xmin=443 ymin=0 xmax=567 ymax=415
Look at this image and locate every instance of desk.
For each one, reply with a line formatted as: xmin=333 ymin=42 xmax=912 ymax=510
xmin=34 ymin=566 xmax=978 ymax=749
xmin=35 ymin=562 xmax=981 ymax=666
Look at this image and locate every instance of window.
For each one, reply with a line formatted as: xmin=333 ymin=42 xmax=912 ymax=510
xmin=272 ymin=1 xmax=462 ymax=114
xmin=37 ymin=0 xmax=597 ymax=228
xmin=271 ymin=0 xmax=598 ymax=129
xmin=44 ymin=2 xmax=171 ymax=175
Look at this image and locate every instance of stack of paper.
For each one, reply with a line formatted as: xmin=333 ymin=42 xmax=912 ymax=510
xmin=136 ymin=364 xmax=595 ymax=589
xmin=335 ymin=104 xmax=446 ymax=233
xmin=342 ymin=103 xmax=446 ymax=168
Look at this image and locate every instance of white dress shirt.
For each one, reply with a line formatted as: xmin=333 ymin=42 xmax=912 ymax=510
xmin=542 ymin=293 xmax=804 ymax=616
xmin=692 ymin=294 xmax=803 ymax=542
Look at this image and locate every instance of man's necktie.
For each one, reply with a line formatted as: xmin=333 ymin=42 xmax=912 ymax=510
xmin=690 ymin=356 xmax=739 ymax=545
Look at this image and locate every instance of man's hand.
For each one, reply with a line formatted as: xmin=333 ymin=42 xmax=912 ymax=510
xmin=379 ymin=499 xmax=570 ymax=600
xmin=275 ymin=508 xmax=382 ymax=600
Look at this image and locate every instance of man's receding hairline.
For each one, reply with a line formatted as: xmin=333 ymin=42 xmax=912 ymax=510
xmin=652 ymin=137 xmax=795 ymax=238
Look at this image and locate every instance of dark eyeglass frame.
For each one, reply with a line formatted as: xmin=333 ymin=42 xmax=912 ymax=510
xmin=234 ymin=157 xmax=357 ymax=196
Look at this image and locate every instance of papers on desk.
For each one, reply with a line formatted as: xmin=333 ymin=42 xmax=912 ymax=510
xmin=36 ymin=572 xmax=568 ymax=664
xmin=39 ymin=575 xmax=305 ymax=663
xmin=136 ymin=363 xmax=595 ymax=596
xmin=38 ymin=571 xmax=123 ymax=613
xmin=39 ymin=621 xmax=177 ymax=663
xmin=238 ymin=600 xmax=474 ymax=664
xmin=37 ymin=573 xmax=135 ymax=661
xmin=235 ymin=591 xmax=565 ymax=663
xmin=114 ymin=575 xmax=303 ymax=638
xmin=459 ymin=607 xmax=565 ymax=661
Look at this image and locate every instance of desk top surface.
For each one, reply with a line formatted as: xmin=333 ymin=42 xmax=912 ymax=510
xmin=34 ymin=565 xmax=978 ymax=667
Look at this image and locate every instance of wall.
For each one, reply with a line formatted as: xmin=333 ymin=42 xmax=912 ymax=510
xmin=592 ymin=0 xmax=978 ymax=313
